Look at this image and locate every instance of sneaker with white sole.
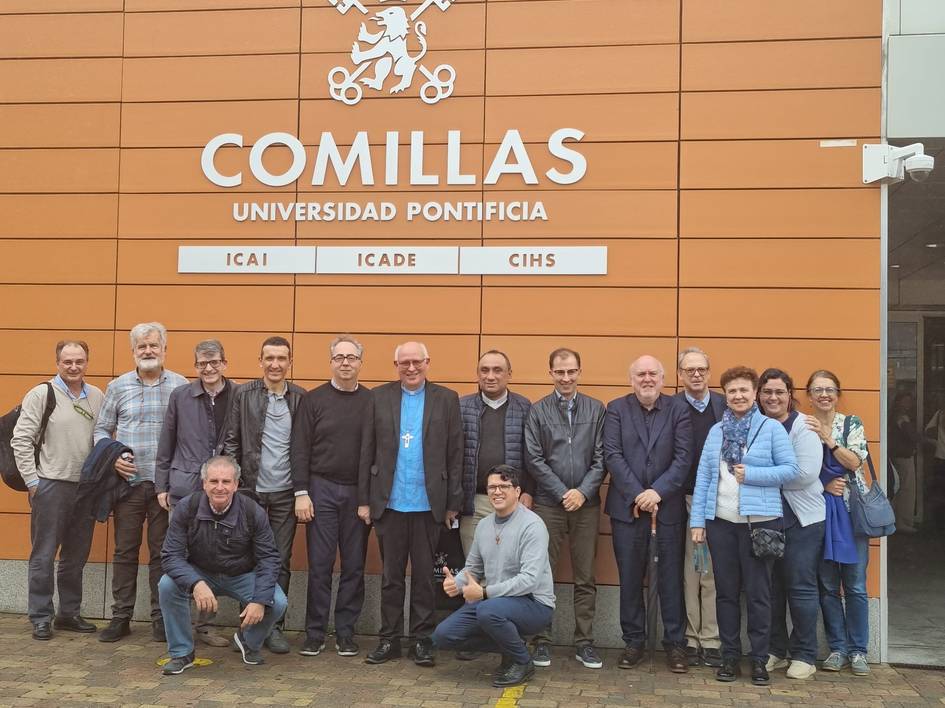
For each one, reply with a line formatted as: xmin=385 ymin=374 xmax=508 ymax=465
xmin=575 ymin=644 xmax=603 ymax=669
xmin=766 ymin=654 xmax=789 ymax=671
xmin=850 ymin=653 xmax=870 ymax=676
xmin=821 ymin=651 xmax=848 ymax=671
xmin=531 ymin=643 xmax=551 ymax=667
xmin=786 ymin=660 xmax=816 ymax=679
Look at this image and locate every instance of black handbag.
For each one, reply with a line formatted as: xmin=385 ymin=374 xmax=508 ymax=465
xmin=748 ymin=518 xmax=785 ymax=560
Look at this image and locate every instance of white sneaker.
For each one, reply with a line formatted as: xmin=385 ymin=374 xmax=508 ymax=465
xmin=787 ymin=660 xmax=816 ymax=679
xmin=765 ymin=654 xmax=789 ymax=671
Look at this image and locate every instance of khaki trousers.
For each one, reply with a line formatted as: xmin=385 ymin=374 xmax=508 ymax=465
xmin=459 ymin=493 xmax=494 ymax=556
xmin=533 ymin=502 xmax=599 ymax=646
xmin=684 ymin=495 xmax=720 ymax=649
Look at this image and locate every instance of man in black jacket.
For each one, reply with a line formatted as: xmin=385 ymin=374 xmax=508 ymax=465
xmin=358 ymin=341 xmax=463 ymax=667
xmin=158 ymin=455 xmax=286 ymax=675
xmin=223 ymin=336 xmax=305 ymax=654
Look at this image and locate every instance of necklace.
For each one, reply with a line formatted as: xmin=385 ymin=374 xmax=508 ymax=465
xmin=492 ymin=515 xmax=512 ymax=545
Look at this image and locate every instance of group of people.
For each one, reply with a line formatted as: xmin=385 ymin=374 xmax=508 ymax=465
xmin=11 ymin=324 xmax=874 ymax=688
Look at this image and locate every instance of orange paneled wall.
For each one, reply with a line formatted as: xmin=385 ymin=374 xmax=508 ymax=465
xmin=0 ymin=0 xmax=883 ymax=595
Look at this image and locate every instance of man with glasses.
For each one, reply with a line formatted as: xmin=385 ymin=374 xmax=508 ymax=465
xmin=13 ymin=340 xmax=105 ymax=640
xmin=358 ymin=341 xmax=463 ymax=667
xmin=432 ymin=465 xmax=555 ymax=688
xmin=94 ymin=322 xmax=188 ymax=643
xmin=155 ymin=339 xmax=237 ymax=647
xmin=603 ymin=355 xmax=692 ymax=673
xmin=675 ymin=347 xmax=725 ymax=667
xmin=291 ymin=335 xmax=372 ymax=658
xmin=525 ymin=348 xmax=606 ymax=670
xmin=224 ymin=336 xmax=305 ymax=655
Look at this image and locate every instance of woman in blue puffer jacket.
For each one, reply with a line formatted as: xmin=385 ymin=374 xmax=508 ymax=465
xmin=689 ymin=366 xmax=799 ymax=686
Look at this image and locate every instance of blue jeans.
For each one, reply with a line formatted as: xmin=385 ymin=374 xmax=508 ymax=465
xmin=432 ymin=596 xmax=553 ymax=664
xmin=819 ymin=535 xmax=869 ymax=656
xmin=158 ymin=571 xmax=288 ymax=659
xmin=770 ymin=520 xmax=824 ymax=664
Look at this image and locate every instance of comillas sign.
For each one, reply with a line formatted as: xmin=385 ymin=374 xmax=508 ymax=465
xmin=184 ymin=0 xmax=606 ymax=275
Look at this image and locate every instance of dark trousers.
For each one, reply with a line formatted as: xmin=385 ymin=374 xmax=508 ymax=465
xmin=432 ymin=597 xmax=553 ymax=664
xmin=705 ymin=517 xmax=776 ymax=662
xmin=611 ymin=516 xmax=685 ymax=648
xmin=770 ymin=519 xmax=824 ymax=664
xmin=373 ymin=509 xmax=440 ymax=641
xmin=256 ymin=489 xmax=296 ymax=629
xmin=28 ymin=478 xmax=96 ymax=624
xmin=304 ymin=476 xmax=367 ymax=642
xmin=111 ymin=481 xmax=168 ymax=621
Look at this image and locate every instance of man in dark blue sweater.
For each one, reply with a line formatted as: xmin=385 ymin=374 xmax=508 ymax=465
xmin=291 ymin=335 xmax=372 ymax=658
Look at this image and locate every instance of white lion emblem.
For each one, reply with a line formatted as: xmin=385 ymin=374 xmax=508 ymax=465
xmin=327 ymin=0 xmax=456 ymax=106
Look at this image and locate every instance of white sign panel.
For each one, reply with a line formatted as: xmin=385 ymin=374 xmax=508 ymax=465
xmin=316 ymin=246 xmax=458 ymax=274
xmin=178 ymin=246 xmax=316 ymax=274
xmin=459 ymin=246 xmax=608 ymax=275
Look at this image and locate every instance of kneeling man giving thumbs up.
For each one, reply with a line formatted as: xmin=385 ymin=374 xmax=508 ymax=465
xmin=432 ymin=465 xmax=555 ymax=687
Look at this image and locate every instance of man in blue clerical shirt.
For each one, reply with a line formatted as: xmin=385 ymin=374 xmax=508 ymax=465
xmin=358 ymin=341 xmax=463 ymax=667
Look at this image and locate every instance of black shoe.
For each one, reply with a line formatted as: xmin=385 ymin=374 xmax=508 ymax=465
xmin=54 ymin=616 xmax=96 ymax=633
xmin=750 ymin=659 xmax=770 ymax=686
xmin=365 ymin=639 xmax=401 ymax=664
xmin=299 ymin=638 xmax=326 ymax=656
xmin=162 ymin=652 xmax=196 ymax=676
xmin=265 ymin=627 xmax=290 ymax=654
xmin=32 ymin=622 xmax=52 ymax=640
xmin=493 ymin=660 xmax=535 ymax=688
xmin=716 ymin=657 xmax=741 ymax=682
xmin=456 ymin=650 xmax=481 ymax=661
xmin=493 ymin=654 xmax=514 ymax=675
xmin=685 ymin=645 xmax=701 ymax=666
xmin=618 ymin=646 xmax=645 ymax=669
xmin=152 ymin=618 xmax=166 ymax=643
xmin=531 ymin=642 xmax=551 ymax=667
xmin=410 ymin=637 xmax=435 ymax=667
xmin=703 ymin=647 xmax=724 ymax=668
xmin=98 ymin=618 xmax=131 ymax=643
xmin=667 ymin=646 xmax=689 ymax=674
xmin=233 ymin=631 xmax=265 ymax=665
xmin=335 ymin=635 xmax=359 ymax=657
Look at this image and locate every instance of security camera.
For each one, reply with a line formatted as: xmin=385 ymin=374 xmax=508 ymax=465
xmin=904 ymin=153 xmax=934 ymax=182
xmin=863 ymin=142 xmax=935 ymax=184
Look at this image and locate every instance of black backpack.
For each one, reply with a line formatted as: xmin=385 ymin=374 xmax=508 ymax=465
xmin=0 ymin=382 xmax=57 ymax=492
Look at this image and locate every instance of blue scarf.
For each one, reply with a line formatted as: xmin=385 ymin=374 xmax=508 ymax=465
xmin=720 ymin=404 xmax=758 ymax=473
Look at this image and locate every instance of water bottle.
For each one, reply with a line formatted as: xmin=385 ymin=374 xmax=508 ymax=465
xmin=121 ymin=451 xmax=139 ymax=486
xmin=693 ymin=541 xmax=710 ymax=575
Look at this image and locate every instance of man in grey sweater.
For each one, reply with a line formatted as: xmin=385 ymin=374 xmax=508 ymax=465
xmin=432 ymin=465 xmax=554 ymax=688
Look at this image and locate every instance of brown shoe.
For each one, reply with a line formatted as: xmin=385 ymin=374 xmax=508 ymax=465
xmin=617 ymin=646 xmax=645 ymax=669
xmin=667 ymin=646 xmax=689 ymax=674
xmin=196 ymin=627 xmax=230 ymax=647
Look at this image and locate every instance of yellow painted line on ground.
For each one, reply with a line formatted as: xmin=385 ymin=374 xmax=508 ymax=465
xmin=156 ymin=657 xmax=214 ymax=667
xmin=495 ymin=684 xmax=525 ymax=707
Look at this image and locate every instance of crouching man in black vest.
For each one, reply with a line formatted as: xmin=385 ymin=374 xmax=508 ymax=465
xmin=157 ymin=455 xmax=288 ymax=675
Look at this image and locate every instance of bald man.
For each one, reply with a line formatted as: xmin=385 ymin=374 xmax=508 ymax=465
xmin=358 ymin=341 xmax=463 ymax=667
xmin=603 ymin=355 xmax=693 ymax=673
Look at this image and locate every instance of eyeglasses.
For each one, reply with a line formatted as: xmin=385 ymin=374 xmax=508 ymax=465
xmin=760 ymin=388 xmax=789 ymax=397
xmin=397 ymin=359 xmax=427 ymax=369
xmin=195 ymin=359 xmax=224 ymax=370
xmin=681 ymin=367 xmax=708 ymax=377
xmin=487 ymin=483 xmax=514 ymax=494
xmin=552 ymin=368 xmax=579 ymax=377
xmin=331 ymin=354 xmax=362 ymax=364
xmin=810 ymin=386 xmax=839 ymax=396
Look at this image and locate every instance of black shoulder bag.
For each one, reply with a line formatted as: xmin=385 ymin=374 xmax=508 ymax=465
xmin=745 ymin=418 xmax=786 ymax=560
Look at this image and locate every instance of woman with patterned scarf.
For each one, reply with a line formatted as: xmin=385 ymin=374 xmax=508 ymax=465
xmin=689 ymin=366 xmax=799 ymax=686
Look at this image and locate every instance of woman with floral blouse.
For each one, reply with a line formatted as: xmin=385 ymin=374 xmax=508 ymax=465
xmin=805 ymin=370 xmax=871 ymax=677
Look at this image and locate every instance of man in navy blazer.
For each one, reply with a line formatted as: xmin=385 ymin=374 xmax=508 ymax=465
xmin=604 ymin=355 xmax=692 ymax=673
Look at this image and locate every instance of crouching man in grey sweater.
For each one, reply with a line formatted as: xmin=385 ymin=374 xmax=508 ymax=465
xmin=432 ymin=465 xmax=555 ymax=687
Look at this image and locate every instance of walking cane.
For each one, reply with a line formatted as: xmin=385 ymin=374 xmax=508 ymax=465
xmin=634 ymin=503 xmax=660 ymax=672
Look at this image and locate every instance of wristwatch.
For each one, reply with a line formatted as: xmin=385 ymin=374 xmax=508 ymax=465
xmin=829 ymin=443 xmax=839 ymax=452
